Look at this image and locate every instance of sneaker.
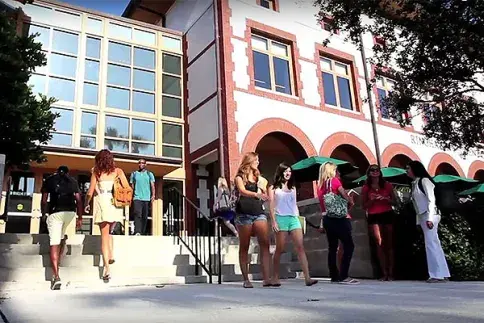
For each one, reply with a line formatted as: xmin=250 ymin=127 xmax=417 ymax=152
xmin=339 ymin=278 xmax=360 ymax=285
xmin=51 ymin=277 xmax=61 ymax=290
xmin=426 ymin=278 xmax=446 ymax=283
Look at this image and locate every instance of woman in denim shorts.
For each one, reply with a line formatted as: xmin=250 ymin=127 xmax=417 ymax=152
xmin=234 ymin=152 xmax=271 ymax=288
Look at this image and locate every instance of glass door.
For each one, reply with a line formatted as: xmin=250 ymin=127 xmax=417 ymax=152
xmin=6 ymin=172 xmax=35 ymax=233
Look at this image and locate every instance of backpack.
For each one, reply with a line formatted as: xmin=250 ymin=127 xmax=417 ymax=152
xmin=113 ymin=169 xmax=133 ymax=207
xmin=50 ymin=175 xmax=77 ymax=213
xmin=417 ymin=178 xmax=457 ymax=212
xmin=323 ymin=179 xmax=348 ymax=218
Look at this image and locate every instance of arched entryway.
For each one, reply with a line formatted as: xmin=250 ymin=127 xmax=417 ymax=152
xmin=468 ymin=160 xmax=484 ymax=181
xmin=330 ymin=144 xmax=371 ymax=177
xmin=435 ymin=162 xmax=459 ymax=176
xmin=381 ymin=143 xmax=420 ymax=168
xmin=388 ymin=154 xmax=413 ymax=169
xmin=474 ymin=170 xmax=484 ymax=181
xmin=428 ymin=153 xmax=465 ymax=177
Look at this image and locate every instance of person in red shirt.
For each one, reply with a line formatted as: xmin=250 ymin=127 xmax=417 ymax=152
xmin=361 ymin=164 xmax=397 ymax=281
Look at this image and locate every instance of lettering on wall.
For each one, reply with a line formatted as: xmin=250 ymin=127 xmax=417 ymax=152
xmin=410 ymin=134 xmax=484 ymax=159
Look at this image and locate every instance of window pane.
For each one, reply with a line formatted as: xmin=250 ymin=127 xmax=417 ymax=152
xmin=81 ymin=112 xmax=97 ymax=135
xmin=80 ymin=136 xmax=96 ymax=149
xmin=86 ymin=37 xmax=101 ymax=59
xmin=83 ymin=83 xmax=98 ymax=106
xmin=134 ymin=47 xmax=155 ymax=69
xmin=334 ymin=62 xmax=348 ymax=75
xmin=378 ymin=88 xmax=389 ymax=119
xmin=107 ymin=64 xmax=131 ymax=87
xmin=49 ymin=53 xmax=77 ymax=78
xmin=105 ymin=116 xmax=129 ymax=139
xmin=163 ymin=54 xmax=181 ymax=75
xmin=162 ymin=96 xmax=182 ymax=118
xmin=34 ymin=53 xmax=48 ymax=74
xmin=50 ymin=133 xmax=72 ymax=146
xmin=251 ymin=36 xmax=268 ymax=51
xmin=108 ymin=42 xmax=131 ymax=65
xmin=51 ymin=108 xmax=73 ymax=132
xmin=106 ymin=87 xmax=130 ymax=110
xmin=48 ymin=77 xmax=75 ymax=102
xmin=84 ymin=59 xmax=99 ymax=82
xmin=163 ymin=145 xmax=182 ymax=159
xmin=133 ymin=29 xmax=156 ymax=45
xmin=273 ymin=57 xmax=291 ymax=94
xmin=52 ymin=30 xmax=78 ymax=55
xmin=133 ymin=91 xmax=155 ymax=114
xmin=253 ymin=51 xmax=271 ymax=89
xmin=132 ymin=143 xmax=155 ymax=155
xmin=29 ymin=74 xmax=46 ymax=95
xmin=337 ymin=76 xmax=352 ymax=110
xmin=271 ymin=42 xmax=288 ymax=56
xmin=322 ymin=72 xmax=337 ymax=106
xmin=108 ymin=23 xmax=132 ymax=40
xmin=132 ymin=119 xmax=155 ymax=142
xmin=162 ymin=75 xmax=181 ymax=96
xmin=162 ymin=36 xmax=181 ymax=51
xmin=320 ymin=58 xmax=332 ymax=71
xmin=133 ymin=69 xmax=155 ymax=91
xmin=260 ymin=0 xmax=271 ymax=9
xmin=27 ymin=25 xmax=50 ymax=49
xmin=104 ymin=139 xmax=128 ymax=153
xmin=376 ymin=77 xmax=384 ymax=87
xmin=86 ymin=18 xmax=102 ymax=34
xmin=163 ymin=123 xmax=182 ymax=145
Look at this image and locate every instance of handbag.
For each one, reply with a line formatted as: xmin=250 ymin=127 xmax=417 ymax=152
xmin=323 ymin=179 xmax=348 ymax=218
xmin=216 ymin=189 xmax=234 ymax=213
xmin=113 ymin=169 xmax=133 ymax=208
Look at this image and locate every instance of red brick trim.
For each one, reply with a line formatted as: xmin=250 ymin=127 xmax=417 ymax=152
xmin=319 ymin=132 xmax=377 ymax=164
xmin=244 ymin=19 xmax=305 ymax=106
xmin=190 ymin=139 xmax=219 ymax=162
xmin=427 ymin=152 xmax=465 ymax=177
xmin=381 ymin=143 xmax=420 ymax=166
xmin=241 ymin=118 xmax=318 ymax=157
xmin=467 ymin=160 xmax=484 ymax=179
xmin=315 ymin=44 xmax=367 ymax=121
xmin=256 ymin=0 xmax=280 ymax=12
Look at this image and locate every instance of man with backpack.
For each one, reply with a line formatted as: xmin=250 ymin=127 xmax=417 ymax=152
xmin=130 ymin=159 xmax=155 ymax=235
xmin=41 ymin=166 xmax=83 ymax=290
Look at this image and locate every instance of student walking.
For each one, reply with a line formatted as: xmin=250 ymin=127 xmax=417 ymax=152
xmin=406 ymin=161 xmax=450 ymax=283
xmin=130 ymin=159 xmax=155 ymax=235
xmin=41 ymin=166 xmax=83 ymax=290
xmin=268 ymin=163 xmax=318 ymax=287
xmin=234 ymin=152 xmax=271 ymax=288
xmin=213 ymin=177 xmax=238 ymax=237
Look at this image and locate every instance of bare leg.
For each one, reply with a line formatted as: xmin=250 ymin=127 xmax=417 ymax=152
xmin=100 ymin=222 xmax=111 ymax=278
xmin=224 ymin=220 xmax=239 ymax=237
xmin=272 ymin=231 xmax=288 ymax=285
xmin=383 ymin=224 xmax=395 ymax=280
xmin=290 ymin=229 xmax=317 ymax=285
xmin=252 ymin=220 xmax=271 ymax=285
xmin=50 ymin=245 xmax=61 ymax=279
xmin=237 ymin=224 xmax=253 ymax=287
xmin=109 ymin=234 xmax=114 ymax=263
xmin=368 ymin=224 xmax=387 ymax=280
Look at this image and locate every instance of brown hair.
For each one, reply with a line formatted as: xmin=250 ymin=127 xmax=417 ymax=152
xmin=236 ymin=152 xmax=260 ymax=183
xmin=93 ymin=149 xmax=116 ymax=178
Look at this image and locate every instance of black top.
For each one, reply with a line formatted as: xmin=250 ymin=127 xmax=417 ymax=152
xmin=41 ymin=174 xmax=80 ymax=214
xmin=235 ymin=175 xmax=263 ymax=215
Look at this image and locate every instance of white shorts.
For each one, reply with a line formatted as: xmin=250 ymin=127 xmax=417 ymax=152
xmin=47 ymin=211 xmax=76 ymax=246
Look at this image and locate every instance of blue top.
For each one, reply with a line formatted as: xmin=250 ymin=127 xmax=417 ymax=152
xmin=130 ymin=170 xmax=155 ymax=201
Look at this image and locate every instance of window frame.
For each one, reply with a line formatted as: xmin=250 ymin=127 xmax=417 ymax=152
xmin=50 ymin=106 xmax=75 ymax=147
xmin=320 ymin=56 xmax=356 ymax=111
xmin=161 ymin=122 xmax=184 ymax=160
xmin=257 ymin=0 xmax=278 ymax=11
xmin=376 ymin=75 xmax=397 ymax=120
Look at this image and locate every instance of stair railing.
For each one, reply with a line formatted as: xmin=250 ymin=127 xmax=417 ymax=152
xmin=166 ymin=187 xmax=222 ymax=284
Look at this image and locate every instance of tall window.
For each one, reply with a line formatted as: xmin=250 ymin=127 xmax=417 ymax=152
xmin=83 ymin=37 xmax=101 ymax=106
xmin=104 ymin=116 xmax=156 ymax=155
xmin=321 ymin=16 xmax=338 ymax=33
xmin=162 ymin=53 xmax=182 ymax=118
xmin=320 ymin=57 xmax=354 ymax=110
xmin=376 ymin=76 xmax=396 ymax=119
xmin=162 ymin=123 xmax=183 ymax=159
xmin=50 ymin=107 xmax=74 ymax=147
xmin=251 ymin=34 xmax=293 ymax=95
xmin=258 ymin=0 xmax=276 ymax=10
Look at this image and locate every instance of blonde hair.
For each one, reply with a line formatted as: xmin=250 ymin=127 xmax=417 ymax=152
xmin=217 ymin=177 xmax=228 ymax=190
xmin=236 ymin=152 xmax=260 ymax=183
xmin=318 ymin=162 xmax=337 ymax=188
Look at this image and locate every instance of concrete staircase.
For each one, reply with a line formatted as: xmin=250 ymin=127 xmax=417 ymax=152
xmin=0 ymin=234 xmax=300 ymax=291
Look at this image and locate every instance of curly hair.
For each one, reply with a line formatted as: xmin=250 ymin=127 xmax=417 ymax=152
xmin=236 ymin=152 xmax=260 ymax=183
xmin=93 ymin=149 xmax=116 ymax=177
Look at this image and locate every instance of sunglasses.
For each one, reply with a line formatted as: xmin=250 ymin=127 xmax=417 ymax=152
xmin=369 ymin=168 xmax=380 ymax=172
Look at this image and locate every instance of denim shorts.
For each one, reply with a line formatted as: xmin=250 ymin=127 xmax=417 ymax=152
xmin=235 ymin=214 xmax=267 ymax=226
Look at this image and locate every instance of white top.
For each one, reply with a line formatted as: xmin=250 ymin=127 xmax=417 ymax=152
xmin=274 ymin=188 xmax=299 ymax=216
xmin=216 ymin=187 xmax=231 ymax=208
xmin=411 ymin=177 xmax=440 ymax=224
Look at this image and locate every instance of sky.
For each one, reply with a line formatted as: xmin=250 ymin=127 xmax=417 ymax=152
xmin=58 ymin=0 xmax=131 ymax=16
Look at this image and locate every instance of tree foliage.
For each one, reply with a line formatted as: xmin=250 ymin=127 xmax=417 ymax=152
xmin=315 ymin=0 xmax=484 ymax=153
xmin=0 ymin=11 xmax=56 ymax=167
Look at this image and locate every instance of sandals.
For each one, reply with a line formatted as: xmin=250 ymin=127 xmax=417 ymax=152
xmin=339 ymin=278 xmax=360 ymax=285
xmin=426 ymin=278 xmax=445 ymax=283
xmin=243 ymin=281 xmax=253 ymax=288
xmin=103 ymin=274 xmax=111 ymax=283
xmin=305 ymin=279 xmax=318 ymax=287
xmin=109 ymin=259 xmax=115 ymax=265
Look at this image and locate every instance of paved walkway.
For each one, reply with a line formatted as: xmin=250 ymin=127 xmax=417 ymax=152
xmin=1 ymin=279 xmax=484 ymax=322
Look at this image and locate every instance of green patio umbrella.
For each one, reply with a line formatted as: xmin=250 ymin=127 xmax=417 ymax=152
xmin=352 ymin=167 xmax=409 ymax=185
xmin=459 ymin=183 xmax=484 ymax=196
xmin=433 ymin=175 xmax=478 ymax=184
xmin=291 ymin=156 xmax=356 ymax=182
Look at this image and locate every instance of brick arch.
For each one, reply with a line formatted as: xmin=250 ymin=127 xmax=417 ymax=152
xmin=241 ymin=118 xmax=318 ymax=157
xmin=381 ymin=143 xmax=421 ymax=167
xmin=319 ymin=132 xmax=377 ymax=164
xmin=468 ymin=160 xmax=484 ymax=179
xmin=428 ymin=153 xmax=465 ymax=177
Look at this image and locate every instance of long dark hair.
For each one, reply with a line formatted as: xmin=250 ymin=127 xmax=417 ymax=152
xmin=94 ymin=149 xmax=116 ymax=178
xmin=272 ymin=163 xmax=294 ymax=190
xmin=365 ymin=164 xmax=386 ymax=189
xmin=407 ymin=160 xmax=435 ymax=184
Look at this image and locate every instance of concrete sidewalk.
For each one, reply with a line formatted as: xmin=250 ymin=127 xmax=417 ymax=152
xmin=1 ymin=279 xmax=484 ymax=322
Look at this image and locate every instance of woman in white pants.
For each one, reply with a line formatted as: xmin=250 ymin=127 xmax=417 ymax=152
xmin=406 ymin=161 xmax=450 ymax=283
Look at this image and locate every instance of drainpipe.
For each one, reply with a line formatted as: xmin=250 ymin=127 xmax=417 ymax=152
xmin=213 ymin=0 xmax=225 ymax=178
xmin=359 ymin=33 xmax=382 ymax=166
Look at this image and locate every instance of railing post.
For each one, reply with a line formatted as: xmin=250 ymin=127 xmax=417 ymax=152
xmin=194 ymin=212 xmax=199 ymax=276
xmin=208 ymin=219 xmax=213 ymax=284
xmin=217 ymin=219 xmax=222 ymax=284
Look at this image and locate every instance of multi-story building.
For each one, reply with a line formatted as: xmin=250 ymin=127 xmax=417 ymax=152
xmin=124 ymin=0 xmax=484 ymax=212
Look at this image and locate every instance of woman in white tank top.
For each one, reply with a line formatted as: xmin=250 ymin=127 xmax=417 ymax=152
xmin=268 ymin=163 xmax=317 ymax=287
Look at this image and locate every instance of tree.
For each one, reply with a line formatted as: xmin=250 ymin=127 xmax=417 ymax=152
xmin=0 ymin=11 xmax=56 ymax=168
xmin=315 ymin=0 xmax=484 ymax=153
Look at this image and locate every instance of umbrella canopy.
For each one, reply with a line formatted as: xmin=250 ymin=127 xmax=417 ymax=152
xmin=352 ymin=167 xmax=408 ymax=185
xmin=291 ymin=156 xmax=356 ymax=182
xmin=459 ymin=183 xmax=484 ymax=196
xmin=433 ymin=175 xmax=478 ymax=184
